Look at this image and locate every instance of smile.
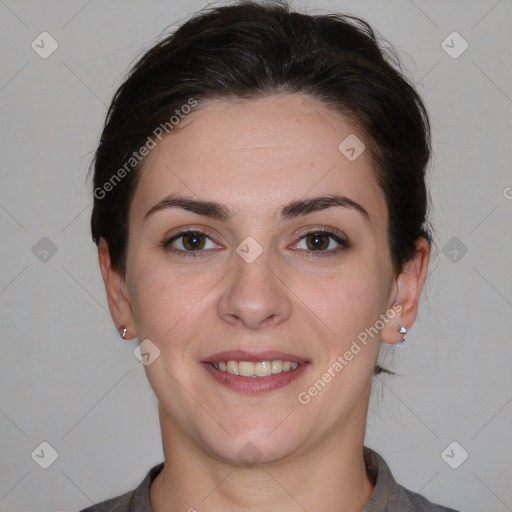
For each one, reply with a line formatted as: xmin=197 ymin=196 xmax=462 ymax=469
xmin=202 ymin=351 xmax=310 ymax=394
xmin=209 ymin=360 xmax=300 ymax=376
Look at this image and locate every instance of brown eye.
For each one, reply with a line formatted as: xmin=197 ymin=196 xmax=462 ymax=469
xmin=181 ymin=232 xmax=206 ymax=250
xmin=161 ymin=229 xmax=221 ymax=257
xmin=291 ymin=229 xmax=349 ymax=256
xmin=305 ymin=233 xmax=330 ymax=251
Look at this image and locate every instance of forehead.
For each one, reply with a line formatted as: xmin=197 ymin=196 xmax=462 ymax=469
xmin=132 ymin=93 xmax=386 ymax=225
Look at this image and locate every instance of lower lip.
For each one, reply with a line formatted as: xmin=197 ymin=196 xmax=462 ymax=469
xmin=201 ymin=362 xmax=310 ymax=394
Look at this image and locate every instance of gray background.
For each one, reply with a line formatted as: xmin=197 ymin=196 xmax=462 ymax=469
xmin=0 ymin=1 xmax=511 ymax=511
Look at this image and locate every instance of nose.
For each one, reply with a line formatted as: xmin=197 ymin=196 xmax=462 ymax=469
xmin=217 ymin=247 xmax=292 ymax=330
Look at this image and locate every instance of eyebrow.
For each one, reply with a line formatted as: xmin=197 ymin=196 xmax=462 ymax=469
xmin=143 ymin=193 xmax=370 ymax=224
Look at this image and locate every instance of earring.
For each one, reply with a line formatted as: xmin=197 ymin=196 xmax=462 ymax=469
xmin=119 ymin=327 xmax=127 ymax=340
xmin=397 ymin=324 xmax=407 ymax=346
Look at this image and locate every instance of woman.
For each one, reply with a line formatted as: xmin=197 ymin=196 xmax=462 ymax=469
xmin=82 ymin=1 xmax=459 ymax=511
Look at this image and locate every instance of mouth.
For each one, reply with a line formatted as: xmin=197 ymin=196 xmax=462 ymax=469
xmin=201 ymin=351 xmax=310 ymax=394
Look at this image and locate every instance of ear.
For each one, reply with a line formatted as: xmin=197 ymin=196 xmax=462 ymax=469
xmin=381 ymin=236 xmax=430 ymax=345
xmin=97 ymin=238 xmax=136 ymax=339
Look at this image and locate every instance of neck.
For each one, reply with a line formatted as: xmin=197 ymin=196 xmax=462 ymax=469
xmin=150 ymin=406 xmax=374 ymax=512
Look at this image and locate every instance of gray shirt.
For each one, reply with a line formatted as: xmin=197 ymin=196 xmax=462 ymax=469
xmin=78 ymin=447 xmax=460 ymax=512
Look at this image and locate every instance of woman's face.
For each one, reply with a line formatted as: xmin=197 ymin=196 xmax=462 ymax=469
xmin=115 ymin=94 xmax=405 ymax=464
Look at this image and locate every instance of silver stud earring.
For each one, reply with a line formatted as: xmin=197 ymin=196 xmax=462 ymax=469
xmin=397 ymin=324 xmax=407 ymax=346
xmin=120 ymin=327 xmax=127 ymax=340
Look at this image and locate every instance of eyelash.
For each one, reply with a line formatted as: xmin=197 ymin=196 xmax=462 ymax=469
xmin=293 ymin=228 xmax=349 ymax=257
xmin=160 ymin=227 xmax=349 ymax=259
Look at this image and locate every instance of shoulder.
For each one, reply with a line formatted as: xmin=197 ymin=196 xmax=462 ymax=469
xmin=77 ymin=462 xmax=164 ymax=512
xmin=363 ymin=447 xmax=461 ymax=512
xmin=396 ymin=483 xmax=461 ymax=512
xmin=77 ymin=490 xmax=133 ymax=512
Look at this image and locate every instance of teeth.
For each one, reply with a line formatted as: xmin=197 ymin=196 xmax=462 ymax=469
xmin=211 ymin=360 xmax=302 ymax=377
xmin=271 ymin=360 xmax=283 ymax=373
xmin=255 ymin=361 xmax=272 ymax=377
xmin=238 ymin=361 xmax=254 ymax=377
xmin=226 ymin=361 xmax=239 ymax=375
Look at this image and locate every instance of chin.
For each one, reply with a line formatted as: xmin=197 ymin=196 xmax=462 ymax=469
xmin=198 ymin=419 xmax=309 ymax=467
xmin=210 ymin=437 xmax=302 ymax=467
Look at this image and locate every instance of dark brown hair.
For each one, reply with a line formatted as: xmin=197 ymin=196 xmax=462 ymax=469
xmin=90 ymin=0 xmax=432 ymax=280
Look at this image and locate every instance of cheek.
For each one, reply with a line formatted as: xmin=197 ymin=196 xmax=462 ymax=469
xmin=127 ymin=259 xmax=218 ymax=349
xmin=127 ymin=261 xmax=181 ymax=339
xmin=303 ymin=259 xmax=388 ymax=338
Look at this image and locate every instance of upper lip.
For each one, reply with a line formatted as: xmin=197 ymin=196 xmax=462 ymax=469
xmin=203 ymin=351 xmax=309 ymax=363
